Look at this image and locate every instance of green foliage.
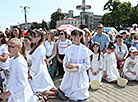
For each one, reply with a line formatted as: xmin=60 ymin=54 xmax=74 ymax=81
xmin=85 ymin=14 xmax=89 ymax=25
xmin=101 ymin=0 xmax=138 ymax=30
xmin=49 ymin=12 xmax=65 ymax=29
xmin=30 ymin=21 xmax=49 ymax=30
xmin=42 ymin=20 xmax=49 ymax=30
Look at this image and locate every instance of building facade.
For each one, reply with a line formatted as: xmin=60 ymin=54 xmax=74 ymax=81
xmin=57 ymin=8 xmax=102 ymax=30
xmin=56 ymin=18 xmax=81 ymax=27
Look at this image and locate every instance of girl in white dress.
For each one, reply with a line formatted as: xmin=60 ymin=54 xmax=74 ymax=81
xmin=0 ymin=38 xmax=35 ymax=102
xmin=103 ymin=42 xmax=120 ymax=82
xmin=22 ymin=36 xmax=33 ymax=67
xmin=0 ymin=32 xmax=9 ymax=93
xmin=44 ymin=31 xmax=57 ymax=79
xmin=56 ymin=29 xmax=93 ymax=101
xmin=88 ymin=42 xmax=104 ymax=83
xmin=123 ymin=47 xmax=138 ymax=81
xmin=28 ymin=29 xmax=56 ymax=97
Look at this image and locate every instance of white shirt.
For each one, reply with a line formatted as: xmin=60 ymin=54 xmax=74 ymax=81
xmin=44 ymin=40 xmax=55 ymax=56
xmin=56 ymin=39 xmax=72 ymax=55
xmin=8 ymin=55 xmax=34 ymax=102
xmin=0 ymin=44 xmax=9 ymax=69
xmin=114 ymin=43 xmax=128 ymax=59
xmin=60 ymin=44 xmax=93 ymax=101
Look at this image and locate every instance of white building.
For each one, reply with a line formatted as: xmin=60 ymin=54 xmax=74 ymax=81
xmin=56 ymin=8 xmax=102 ymax=30
xmin=56 ymin=18 xmax=81 ymax=27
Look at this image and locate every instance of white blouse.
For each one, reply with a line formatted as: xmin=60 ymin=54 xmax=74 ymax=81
xmin=56 ymin=39 xmax=72 ymax=55
xmin=44 ymin=40 xmax=55 ymax=56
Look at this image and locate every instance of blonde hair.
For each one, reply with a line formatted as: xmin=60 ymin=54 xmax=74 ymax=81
xmin=83 ymin=28 xmax=92 ymax=39
xmin=9 ymin=38 xmax=22 ymax=48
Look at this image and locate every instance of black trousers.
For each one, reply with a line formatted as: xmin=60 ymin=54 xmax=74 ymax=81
xmin=57 ymin=54 xmax=65 ymax=76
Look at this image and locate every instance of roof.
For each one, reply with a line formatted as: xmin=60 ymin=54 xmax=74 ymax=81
xmin=58 ymin=17 xmax=80 ymax=21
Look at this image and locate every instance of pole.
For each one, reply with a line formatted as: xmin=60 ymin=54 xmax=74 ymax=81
xmin=24 ymin=6 xmax=27 ymax=29
xmin=20 ymin=6 xmax=30 ymax=29
xmin=82 ymin=0 xmax=85 ymax=24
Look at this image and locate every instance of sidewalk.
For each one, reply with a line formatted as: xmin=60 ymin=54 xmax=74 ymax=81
xmin=51 ymin=76 xmax=138 ymax=102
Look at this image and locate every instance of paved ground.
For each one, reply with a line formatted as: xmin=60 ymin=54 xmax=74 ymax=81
xmin=51 ymin=76 xmax=138 ymax=102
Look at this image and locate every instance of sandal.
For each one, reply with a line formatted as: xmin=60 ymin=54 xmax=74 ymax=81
xmin=36 ymin=92 xmax=50 ymax=102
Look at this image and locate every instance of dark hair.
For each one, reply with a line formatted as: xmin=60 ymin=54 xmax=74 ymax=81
xmin=120 ymin=32 xmax=126 ymax=35
xmin=11 ymin=26 xmax=22 ymax=39
xmin=21 ymin=42 xmax=27 ymax=61
xmin=71 ymin=29 xmax=84 ymax=44
xmin=0 ymin=33 xmax=8 ymax=44
xmin=29 ymin=29 xmax=44 ymax=55
xmin=24 ymin=36 xmax=33 ymax=48
xmin=97 ymin=23 xmax=104 ymax=27
xmin=59 ymin=30 xmax=68 ymax=38
xmin=108 ymin=42 xmax=115 ymax=49
xmin=116 ymin=35 xmax=123 ymax=39
xmin=90 ymin=42 xmax=101 ymax=61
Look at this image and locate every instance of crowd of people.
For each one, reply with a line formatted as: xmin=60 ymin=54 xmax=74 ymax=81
xmin=0 ymin=23 xmax=138 ymax=102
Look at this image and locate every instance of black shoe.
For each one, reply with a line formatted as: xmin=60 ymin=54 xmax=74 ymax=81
xmin=55 ymin=88 xmax=68 ymax=101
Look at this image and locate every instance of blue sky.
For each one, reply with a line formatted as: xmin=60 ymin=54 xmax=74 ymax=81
xmin=0 ymin=0 xmax=137 ymax=30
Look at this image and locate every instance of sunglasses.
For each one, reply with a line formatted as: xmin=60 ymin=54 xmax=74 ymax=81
xmin=97 ymin=27 xmax=102 ymax=29
xmin=8 ymin=45 xmax=15 ymax=48
xmin=59 ymin=33 xmax=64 ymax=35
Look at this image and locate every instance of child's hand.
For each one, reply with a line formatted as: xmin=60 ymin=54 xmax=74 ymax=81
xmin=103 ymin=71 xmax=107 ymax=78
xmin=28 ymin=73 xmax=32 ymax=80
xmin=0 ymin=91 xmax=10 ymax=99
xmin=65 ymin=63 xmax=73 ymax=69
xmin=92 ymin=71 xmax=96 ymax=75
xmin=131 ymin=71 xmax=136 ymax=75
xmin=58 ymin=59 xmax=63 ymax=63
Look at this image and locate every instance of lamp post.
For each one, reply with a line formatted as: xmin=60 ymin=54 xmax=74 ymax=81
xmin=76 ymin=0 xmax=91 ymax=25
xmin=20 ymin=6 xmax=30 ymax=29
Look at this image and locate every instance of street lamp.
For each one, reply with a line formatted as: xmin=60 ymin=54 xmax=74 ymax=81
xmin=76 ymin=0 xmax=91 ymax=25
xmin=20 ymin=6 xmax=30 ymax=29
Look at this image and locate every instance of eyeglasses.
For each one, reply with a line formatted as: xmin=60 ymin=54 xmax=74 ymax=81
xmin=97 ymin=27 xmax=102 ymax=29
xmin=59 ymin=33 xmax=64 ymax=35
xmin=8 ymin=45 xmax=15 ymax=48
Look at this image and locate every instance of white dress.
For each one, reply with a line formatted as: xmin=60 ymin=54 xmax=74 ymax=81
xmin=29 ymin=44 xmax=55 ymax=93
xmin=88 ymin=53 xmax=103 ymax=82
xmin=60 ymin=44 xmax=93 ymax=101
xmin=44 ymin=40 xmax=55 ymax=56
xmin=0 ymin=44 xmax=9 ymax=84
xmin=123 ymin=57 xmax=138 ymax=80
xmin=104 ymin=52 xmax=120 ymax=82
xmin=8 ymin=55 xmax=35 ymax=102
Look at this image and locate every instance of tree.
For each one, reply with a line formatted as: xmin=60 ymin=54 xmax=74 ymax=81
xmin=30 ymin=22 xmax=43 ymax=29
xmin=42 ymin=20 xmax=49 ymax=30
xmin=85 ymin=14 xmax=89 ymax=25
xmin=49 ymin=12 xmax=65 ymax=29
xmin=100 ymin=0 xmax=137 ymax=30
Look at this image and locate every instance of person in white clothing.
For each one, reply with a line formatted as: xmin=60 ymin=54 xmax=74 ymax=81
xmin=0 ymin=38 xmax=36 ymax=102
xmin=89 ymin=42 xmax=104 ymax=83
xmin=28 ymin=29 xmax=56 ymax=97
xmin=123 ymin=47 xmax=138 ymax=81
xmin=103 ymin=42 xmax=120 ymax=83
xmin=0 ymin=32 xmax=9 ymax=93
xmin=44 ymin=31 xmax=57 ymax=79
xmin=56 ymin=30 xmax=72 ymax=76
xmin=22 ymin=36 xmax=33 ymax=67
xmin=56 ymin=29 xmax=93 ymax=101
